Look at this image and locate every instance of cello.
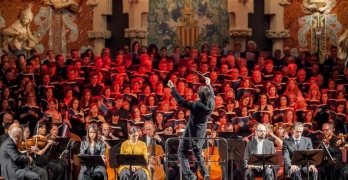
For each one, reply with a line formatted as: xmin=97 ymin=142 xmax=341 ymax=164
xmin=147 ymin=138 xmax=166 ymax=180
xmin=197 ymin=139 xmax=222 ymax=180
xmin=102 ymin=140 xmax=118 ymax=180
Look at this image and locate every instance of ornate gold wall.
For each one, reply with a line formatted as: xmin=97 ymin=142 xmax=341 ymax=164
xmin=0 ymin=0 xmax=93 ymax=56
xmin=283 ymin=0 xmax=348 ymax=50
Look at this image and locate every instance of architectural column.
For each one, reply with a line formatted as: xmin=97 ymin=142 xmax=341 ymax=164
xmin=87 ymin=0 xmax=112 ymax=56
xmin=123 ymin=0 xmax=149 ymax=46
xmin=228 ymin=0 xmax=254 ymax=51
xmin=264 ymin=0 xmax=290 ymax=52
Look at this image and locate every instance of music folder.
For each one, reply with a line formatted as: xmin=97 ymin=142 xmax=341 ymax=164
xmin=73 ymin=155 xmax=105 ymax=167
xmin=114 ymin=154 xmax=147 ymax=168
xmin=247 ymin=154 xmax=279 ymax=166
xmin=291 ymin=150 xmax=323 ymax=166
xmin=291 ymin=150 xmax=323 ymax=180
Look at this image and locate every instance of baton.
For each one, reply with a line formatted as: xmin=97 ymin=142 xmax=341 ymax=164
xmin=191 ymin=68 xmax=206 ymax=79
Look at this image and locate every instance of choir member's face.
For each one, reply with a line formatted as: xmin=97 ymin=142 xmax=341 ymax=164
xmin=66 ymin=90 xmax=73 ymax=98
xmin=85 ymin=92 xmax=91 ymax=100
xmin=241 ymin=107 xmax=248 ymax=117
xmin=2 ymin=100 xmax=8 ymax=109
xmin=269 ymin=87 xmax=276 ymax=96
xmin=91 ymin=105 xmax=98 ymax=115
xmin=73 ymin=100 xmax=79 ymax=109
xmin=50 ymin=126 xmax=59 ymax=137
xmin=90 ymin=75 xmax=98 ymax=84
xmin=149 ymin=97 xmax=155 ymax=106
xmin=215 ymin=96 xmax=223 ymax=106
xmin=260 ymin=95 xmax=267 ymax=105
xmin=286 ymin=111 xmax=293 ymax=121
xmin=144 ymin=86 xmax=151 ymax=95
xmin=67 ymin=70 xmax=75 ymax=81
xmin=305 ymin=112 xmax=313 ymax=122
xmin=164 ymin=127 xmax=173 ymax=135
xmin=140 ymin=105 xmax=147 ymax=114
xmin=102 ymin=125 xmax=110 ymax=136
xmin=156 ymin=113 xmax=163 ymax=123
xmin=49 ymin=101 xmax=56 ymax=110
xmin=280 ymin=96 xmax=287 ymax=106
xmin=265 ymin=64 xmax=273 ymax=73
xmin=242 ymin=97 xmax=250 ymax=106
xmin=134 ymin=108 xmax=140 ymax=117
xmin=178 ymin=111 xmax=185 ymax=119
xmin=288 ymin=80 xmax=295 ymax=90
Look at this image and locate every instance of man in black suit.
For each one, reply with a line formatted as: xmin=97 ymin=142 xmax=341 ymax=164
xmin=282 ymin=122 xmax=318 ymax=180
xmin=167 ymin=76 xmax=214 ymax=180
xmin=244 ymin=123 xmax=279 ymax=180
xmin=0 ymin=126 xmax=38 ymax=180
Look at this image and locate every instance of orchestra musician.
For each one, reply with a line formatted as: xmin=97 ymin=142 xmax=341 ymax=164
xmin=160 ymin=123 xmax=180 ymax=180
xmin=282 ymin=122 xmax=318 ymax=180
xmin=244 ymin=123 xmax=279 ymax=180
xmin=78 ymin=124 xmax=107 ymax=180
xmin=101 ymin=122 xmax=118 ymax=140
xmin=318 ymin=123 xmax=339 ymax=179
xmin=140 ymin=120 xmax=165 ymax=147
xmin=21 ymin=124 xmax=49 ymax=180
xmin=32 ymin=122 xmax=67 ymax=180
xmin=0 ymin=126 xmax=39 ymax=180
xmin=167 ymin=76 xmax=214 ymax=180
xmin=118 ymin=126 xmax=150 ymax=179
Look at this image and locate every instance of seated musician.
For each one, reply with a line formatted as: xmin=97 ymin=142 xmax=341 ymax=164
xmin=283 ymin=122 xmax=318 ymax=180
xmin=118 ymin=126 xmax=150 ymax=180
xmin=264 ymin=123 xmax=283 ymax=147
xmin=140 ymin=121 xmax=165 ymax=147
xmin=78 ymin=124 xmax=107 ymax=180
xmin=0 ymin=126 xmax=41 ymax=180
xmin=20 ymin=124 xmax=49 ymax=180
xmin=101 ymin=122 xmax=119 ymax=140
xmin=160 ymin=123 xmax=179 ymax=180
xmin=33 ymin=123 xmax=68 ymax=180
xmin=244 ymin=123 xmax=279 ymax=180
xmin=318 ymin=123 xmax=339 ymax=180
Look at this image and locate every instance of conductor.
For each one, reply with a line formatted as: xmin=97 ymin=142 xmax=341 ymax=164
xmin=167 ymin=76 xmax=214 ymax=180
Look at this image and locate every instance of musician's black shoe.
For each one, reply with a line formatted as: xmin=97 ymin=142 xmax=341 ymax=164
xmin=203 ymin=175 xmax=210 ymax=180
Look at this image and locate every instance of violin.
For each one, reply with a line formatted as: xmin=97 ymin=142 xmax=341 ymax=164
xmin=18 ymin=136 xmax=58 ymax=150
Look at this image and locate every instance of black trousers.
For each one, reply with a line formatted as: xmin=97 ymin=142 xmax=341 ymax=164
xmin=25 ymin=165 xmax=48 ymax=180
xmin=177 ymin=141 xmax=207 ymax=180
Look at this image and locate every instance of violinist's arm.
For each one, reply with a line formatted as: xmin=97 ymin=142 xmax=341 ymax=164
xmin=35 ymin=140 xmax=54 ymax=156
xmin=269 ymin=132 xmax=283 ymax=147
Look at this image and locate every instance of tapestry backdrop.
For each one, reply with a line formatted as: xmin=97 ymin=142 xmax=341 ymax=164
xmin=147 ymin=0 xmax=229 ymax=54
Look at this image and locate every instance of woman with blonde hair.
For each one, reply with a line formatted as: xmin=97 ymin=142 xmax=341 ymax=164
xmin=284 ymin=79 xmax=302 ymax=97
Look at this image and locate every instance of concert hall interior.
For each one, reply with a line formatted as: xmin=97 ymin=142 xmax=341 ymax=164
xmin=0 ymin=0 xmax=348 ymax=180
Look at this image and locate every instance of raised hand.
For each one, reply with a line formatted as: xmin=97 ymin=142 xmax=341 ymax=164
xmin=167 ymin=80 xmax=175 ymax=88
xmin=205 ymin=77 xmax=211 ymax=86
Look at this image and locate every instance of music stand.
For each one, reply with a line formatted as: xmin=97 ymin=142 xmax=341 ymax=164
xmin=248 ymin=154 xmax=279 ymax=180
xmin=162 ymin=135 xmax=179 ymax=154
xmin=74 ymin=155 xmax=105 ymax=176
xmin=104 ymin=139 xmax=124 ymax=148
xmin=115 ymin=154 xmax=147 ymax=180
xmin=218 ymin=139 xmax=245 ymax=180
xmin=291 ymin=150 xmax=323 ymax=180
xmin=48 ymin=137 xmax=71 ymax=159
xmin=219 ymin=132 xmax=239 ymax=140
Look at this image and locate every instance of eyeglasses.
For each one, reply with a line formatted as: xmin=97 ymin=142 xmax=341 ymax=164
xmin=257 ymin=130 xmax=266 ymax=132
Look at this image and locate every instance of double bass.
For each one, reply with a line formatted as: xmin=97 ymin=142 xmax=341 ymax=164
xmin=197 ymin=139 xmax=222 ymax=180
xmin=147 ymin=138 xmax=166 ymax=180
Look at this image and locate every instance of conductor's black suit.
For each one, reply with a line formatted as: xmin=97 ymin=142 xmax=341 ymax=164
xmin=170 ymin=83 xmax=215 ymax=179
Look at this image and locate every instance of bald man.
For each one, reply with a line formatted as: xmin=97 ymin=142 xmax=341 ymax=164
xmin=0 ymin=127 xmax=38 ymax=180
